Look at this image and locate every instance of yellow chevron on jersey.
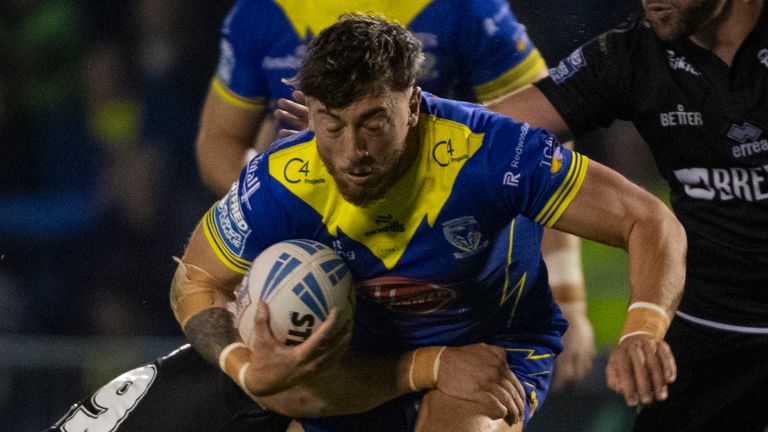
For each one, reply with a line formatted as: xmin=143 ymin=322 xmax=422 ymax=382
xmin=270 ymin=114 xmax=483 ymax=269
xmin=534 ymin=152 xmax=588 ymax=227
xmin=273 ymin=0 xmax=433 ymax=39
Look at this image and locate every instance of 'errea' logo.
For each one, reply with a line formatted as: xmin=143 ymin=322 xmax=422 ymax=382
xmin=728 ymin=122 xmax=768 ymax=159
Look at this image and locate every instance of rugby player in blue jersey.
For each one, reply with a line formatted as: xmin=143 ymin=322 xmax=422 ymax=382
xmin=169 ymin=14 xmax=685 ymax=432
xmin=199 ymin=0 xmax=594 ymax=392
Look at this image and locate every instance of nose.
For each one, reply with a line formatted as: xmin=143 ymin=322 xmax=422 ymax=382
xmin=341 ymin=128 xmax=369 ymax=162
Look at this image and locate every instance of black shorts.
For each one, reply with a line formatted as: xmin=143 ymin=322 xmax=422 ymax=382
xmin=46 ymin=345 xmax=291 ymax=432
xmin=633 ymin=317 xmax=768 ymax=432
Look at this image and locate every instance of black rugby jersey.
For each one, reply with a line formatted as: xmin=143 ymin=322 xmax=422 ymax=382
xmin=536 ymin=7 xmax=768 ymax=327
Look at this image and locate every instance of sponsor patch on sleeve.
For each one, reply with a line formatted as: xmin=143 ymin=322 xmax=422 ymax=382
xmin=203 ymin=182 xmax=253 ymax=273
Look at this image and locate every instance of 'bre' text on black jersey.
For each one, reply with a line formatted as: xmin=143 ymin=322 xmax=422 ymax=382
xmin=536 ymin=6 xmax=768 ymax=327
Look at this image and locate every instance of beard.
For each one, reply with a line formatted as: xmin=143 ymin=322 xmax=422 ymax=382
xmin=646 ymin=0 xmax=721 ymax=40
xmin=320 ymin=143 xmax=411 ymax=207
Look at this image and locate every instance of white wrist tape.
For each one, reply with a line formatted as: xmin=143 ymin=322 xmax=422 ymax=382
xmin=627 ymin=302 xmax=670 ymax=322
xmin=218 ymin=342 xmax=248 ymax=372
xmin=543 ymin=249 xmax=584 ymax=287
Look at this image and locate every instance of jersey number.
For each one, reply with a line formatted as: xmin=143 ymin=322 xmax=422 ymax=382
xmin=59 ymin=364 xmax=157 ymax=431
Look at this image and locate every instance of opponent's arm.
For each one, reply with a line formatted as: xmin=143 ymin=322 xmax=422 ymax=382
xmin=551 ymin=159 xmax=686 ymax=407
xmin=195 ymin=79 xmax=267 ymax=196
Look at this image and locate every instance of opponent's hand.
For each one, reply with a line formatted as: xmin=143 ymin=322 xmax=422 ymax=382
xmin=552 ymin=302 xmax=595 ymax=390
xmin=243 ymin=301 xmax=348 ymax=396
xmin=605 ymin=334 xmax=676 ymax=407
xmin=437 ymin=343 xmax=526 ymax=424
xmin=275 ymin=90 xmax=309 ymax=137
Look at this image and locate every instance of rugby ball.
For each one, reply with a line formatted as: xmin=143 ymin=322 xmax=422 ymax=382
xmin=233 ymin=239 xmax=355 ymax=348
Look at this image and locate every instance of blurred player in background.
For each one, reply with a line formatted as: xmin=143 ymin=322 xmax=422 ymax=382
xmin=487 ymin=0 xmax=768 ymax=430
xmin=171 ymin=13 xmax=685 ymax=432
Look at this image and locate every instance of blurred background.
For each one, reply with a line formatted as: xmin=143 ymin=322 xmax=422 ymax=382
xmin=0 ymin=1 xmax=666 ymax=430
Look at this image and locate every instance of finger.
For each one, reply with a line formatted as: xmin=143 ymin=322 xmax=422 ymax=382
xmin=277 ymin=97 xmax=309 ymax=120
xmin=293 ymin=308 xmax=339 ymax=359
xmin=613 ymin=349 xmax=638 ymax=406
xmin=642 ymin=342 xmax=667 ymax=402
xmin=292 ymin=90 xmax=306 ymax=104
xmin=273 ymin=108 xmax=306 ymax=131
xmin=252 ymin=301 xmax=278 ymax=341
xmin=277 ymin=128 xmax=300 ymax=138
xmin=477 ymin=392 xmax=508 ymax=420
xmin=498 ymin=379 xmax=525 ymax=424
xmin=658 ymin=341 xmax=677 ymax=384
xmin=495 ymin=369 xmax=521 ymax=418
xmin=628 ymin=346 xmax=652 ymax=406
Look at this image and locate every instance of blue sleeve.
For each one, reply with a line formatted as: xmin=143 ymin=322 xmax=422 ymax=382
xmin=461 ymin=0 xmax=546 ymax=101
xmin=214 ymin=0 xmax=277 ymax=99
xmin=483 ymin=118 xmax=589 ymax=227
xmin=202 ymin=152 xmax=291 ymax=274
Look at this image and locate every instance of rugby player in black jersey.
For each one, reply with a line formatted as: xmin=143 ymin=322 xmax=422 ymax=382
xmin=488 ymin=0 xmax=768 ymax=430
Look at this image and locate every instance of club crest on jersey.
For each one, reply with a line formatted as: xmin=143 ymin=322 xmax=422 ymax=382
xmin=442 ymin=216 xmax=489 ymax=259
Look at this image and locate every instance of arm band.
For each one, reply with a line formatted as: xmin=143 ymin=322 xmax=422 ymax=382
xmin=408 ymin=346 xmax=447 ymax=391
xmin=170 ymin=257 xmax=235 ymax=328
xmin=544 ymin=249 xmax=585 ymax=291
xmin=218 ymin=341 xmax=258 ymax=398
xmin=619 ymin=302 xmax=671 ymax=344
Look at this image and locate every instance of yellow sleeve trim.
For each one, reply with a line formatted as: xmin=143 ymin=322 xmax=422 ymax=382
xmin=212 ymin=77 xmax=267 ymax=111
xmin=201 ymin=206 xmax=251 ymax=274
xmin=535 ymin=153 xmax=589 ymax=227
xmin=474 ymin=49 xmax=547 ymax=103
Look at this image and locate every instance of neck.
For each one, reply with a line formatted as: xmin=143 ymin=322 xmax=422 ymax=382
xmin=690 ymin=0 xmax=764 ymax=65
xmin=392 ymin=125 xmax=421 ymax=181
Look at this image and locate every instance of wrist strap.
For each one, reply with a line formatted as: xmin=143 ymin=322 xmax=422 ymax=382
xmin=619 ymin=302 xmax=670 ymax=344
xmin=408 ymin=346 xmax=447 ymax=391
xmin=218 ymin=342 xmax=257 ymax=397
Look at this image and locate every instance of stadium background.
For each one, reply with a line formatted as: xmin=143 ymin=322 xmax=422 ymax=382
xmin=0 ymin=1 xmax=667 ymax=430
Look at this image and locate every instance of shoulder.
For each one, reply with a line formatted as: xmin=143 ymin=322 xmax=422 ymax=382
xmin=420 ymin=92 xmax=502 ymax=133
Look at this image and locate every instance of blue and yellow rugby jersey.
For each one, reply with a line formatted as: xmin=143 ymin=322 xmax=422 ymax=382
xmin=213 ymin=0 xmax=546 ymax=110
xmin=204 ymin=93 xmax=588 ymax=354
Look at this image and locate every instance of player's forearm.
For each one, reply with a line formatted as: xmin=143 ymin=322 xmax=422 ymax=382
xmin=183 ymin=308 xmax=239 ymax=365
xmin=196 ymin=132 xmax=252 ymax=196
xmin=259 ymin=350 xmax=413 ymax=417
xmin=195 ymin=86 xmax=264 ymax=196
xmin=625 ymin=198 xmax=686 ymax=317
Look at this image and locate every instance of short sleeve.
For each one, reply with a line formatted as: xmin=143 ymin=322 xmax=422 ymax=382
xmin=483 ymin=118 xmax=589 ymax=227
xmin=214 ymin=0 xmax=274 ymax=100
xmin=534 ymin=22 xmax=641 ymax=135
xmin=201 ymin=152 xmax=289 ymax=274
xmin=462 ymin=0 xmax=547 ymax=102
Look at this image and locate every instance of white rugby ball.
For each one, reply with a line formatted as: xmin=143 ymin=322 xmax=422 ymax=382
xmin=233 ymin=239 xmax=355 ymax=348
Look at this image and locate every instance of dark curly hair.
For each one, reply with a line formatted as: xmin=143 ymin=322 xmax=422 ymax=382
xmin=289 ymin=13 xmax=424 ymax=109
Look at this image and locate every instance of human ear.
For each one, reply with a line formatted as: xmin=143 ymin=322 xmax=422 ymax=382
xmin=408 ymin=86 xmax=422 ymax=127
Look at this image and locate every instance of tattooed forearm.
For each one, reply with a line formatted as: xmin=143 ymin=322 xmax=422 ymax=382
xmin=184 ymin=307 xmax=238 ymax=365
